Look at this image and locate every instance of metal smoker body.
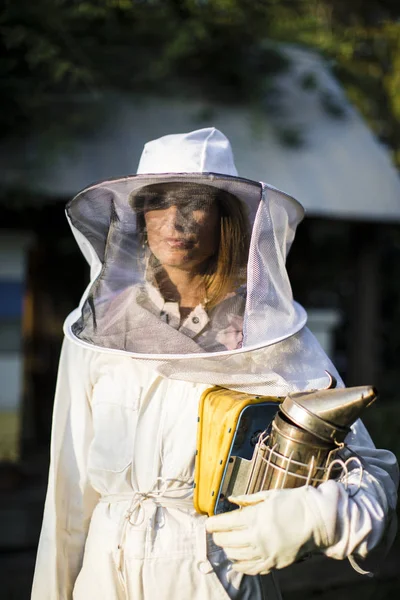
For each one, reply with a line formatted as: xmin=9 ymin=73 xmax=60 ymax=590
xmin=217 ymin=385 xmax=377 ymax=512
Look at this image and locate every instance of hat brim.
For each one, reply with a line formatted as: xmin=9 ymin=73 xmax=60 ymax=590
xmin=66 ymin=172 xmax=303 ymax=264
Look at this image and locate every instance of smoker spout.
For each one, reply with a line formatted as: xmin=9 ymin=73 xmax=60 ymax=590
xmin=289 ymin=386 xmax=377 ymax=429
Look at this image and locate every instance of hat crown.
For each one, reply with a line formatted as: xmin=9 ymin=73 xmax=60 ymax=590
xmin=136 ymin=127 xmax=238 ymax=176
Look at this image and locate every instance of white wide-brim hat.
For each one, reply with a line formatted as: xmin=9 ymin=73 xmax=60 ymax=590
xmin=67 ymin=128 xmax=303 ymax=254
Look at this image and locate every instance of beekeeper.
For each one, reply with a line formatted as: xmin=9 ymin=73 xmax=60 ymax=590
xmin=31 ymin=128 xmax=398 ymax=600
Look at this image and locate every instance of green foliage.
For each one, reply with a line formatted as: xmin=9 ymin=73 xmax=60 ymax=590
xmin=0 ymin=0 xmax=290 ymax=138
xmin=294 ymin=4 xmax=400 ymax=165
xmin=1 ymin=0 xmax=400 ymax=164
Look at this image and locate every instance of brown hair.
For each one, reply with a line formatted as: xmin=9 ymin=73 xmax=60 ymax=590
xmin=130 ymin=181 xmax=250 ymax=309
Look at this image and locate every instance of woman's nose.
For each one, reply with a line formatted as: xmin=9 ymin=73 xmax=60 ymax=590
xmin=164 ymin=205 xmax=190 ymax=233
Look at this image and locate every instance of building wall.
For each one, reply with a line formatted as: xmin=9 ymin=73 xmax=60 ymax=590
xmin=0 ymin=232 xmax=31 ymax=461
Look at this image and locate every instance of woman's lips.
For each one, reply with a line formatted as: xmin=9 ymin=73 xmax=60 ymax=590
xmin=165 ymin=238 xmax=194 ymax=249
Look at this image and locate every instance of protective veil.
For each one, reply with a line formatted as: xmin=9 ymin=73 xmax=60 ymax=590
xmin=32 ymin=128 xmax=398 ymax=600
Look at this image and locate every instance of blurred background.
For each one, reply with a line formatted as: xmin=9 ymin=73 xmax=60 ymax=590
xmin=1 ymin=1 xmax=400 ymax=598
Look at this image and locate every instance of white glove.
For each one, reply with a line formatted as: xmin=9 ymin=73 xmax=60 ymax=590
xmin=206 ymin=481 xmax=341 ymax=575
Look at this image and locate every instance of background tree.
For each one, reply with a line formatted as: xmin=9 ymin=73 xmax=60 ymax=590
xmin=2 ymin=1 xmax=399 ymax=162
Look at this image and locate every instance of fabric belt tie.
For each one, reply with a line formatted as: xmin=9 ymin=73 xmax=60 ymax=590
xmin=99 ymin=478 xmax=196 ymax=589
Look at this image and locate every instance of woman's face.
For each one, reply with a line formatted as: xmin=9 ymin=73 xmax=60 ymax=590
xmin=143 ymin=196 xmax=220 ymax=271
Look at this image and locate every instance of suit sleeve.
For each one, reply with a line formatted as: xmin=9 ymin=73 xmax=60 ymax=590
xmin=31 ymin=337 xmax=100 ymax=599
xmin=321 ymin=418 xmax=398 ymax=566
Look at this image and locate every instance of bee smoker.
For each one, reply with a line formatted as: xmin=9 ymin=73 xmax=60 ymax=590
xmin=246 ymin=386 xmax=377 ymax=493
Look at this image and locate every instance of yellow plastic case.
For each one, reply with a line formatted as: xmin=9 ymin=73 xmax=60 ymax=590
xmin=193 ymin=386 xmax=281 ymax=516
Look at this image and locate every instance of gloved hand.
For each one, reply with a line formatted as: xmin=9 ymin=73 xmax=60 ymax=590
xmin=206 ymin=481 xmax=341 ymax=575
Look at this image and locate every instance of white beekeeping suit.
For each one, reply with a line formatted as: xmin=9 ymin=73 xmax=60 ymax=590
xmin=31 ymin=128 xmax=398 ymax=600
